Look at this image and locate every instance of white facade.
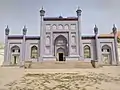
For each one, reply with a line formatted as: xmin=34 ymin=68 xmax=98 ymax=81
xmin=118 ymin=44 xmax=120 ymax=62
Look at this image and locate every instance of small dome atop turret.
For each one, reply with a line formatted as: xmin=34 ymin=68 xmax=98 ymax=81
xmin=76 ymin=6 xmax=82 ymax=16
xmin=23 ymin=25 xmax=27 ymax=35
xmin=40 ymin=7 xmax=45 ymax=16
xmin=5 ymin=25 xmax=10 ymax=35
xmin=112 ymin=24 xmax=117 ymax=35
xmin=94 ymin=25 xmax=98 ymax=35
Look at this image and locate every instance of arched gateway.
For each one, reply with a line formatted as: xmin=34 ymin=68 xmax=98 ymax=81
xmin=101 ymin=45 xmax=112 ymax=65
xmin=54 ymin=35 xmax=68 ymax=61
xmin=11 ymin=45 xmax=20 ymax=65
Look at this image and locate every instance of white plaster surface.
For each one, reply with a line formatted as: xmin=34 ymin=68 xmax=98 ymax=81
xmin=0 ymin=49 xmax=4 ymax=65
xmin=118 ymin=44 xmax=120 ymax=62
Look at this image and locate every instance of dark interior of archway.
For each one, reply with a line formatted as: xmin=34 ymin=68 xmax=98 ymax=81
xmin=59 ymin=53 xmax=63 ymax=61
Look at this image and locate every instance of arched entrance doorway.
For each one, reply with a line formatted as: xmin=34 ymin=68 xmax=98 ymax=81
xmin=54 ymin=35 xmax=68 ymax=61
xmin=11 ymin=45 xmax=20 ymax=65
xmin=57 ymin=48 xmax=65 ymax=61
xmin=101 ymin=45 xmax=112 ymax=65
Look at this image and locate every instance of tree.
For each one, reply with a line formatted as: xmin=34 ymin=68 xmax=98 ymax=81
xmin=117 ymin=37 xmax=120 ymax=43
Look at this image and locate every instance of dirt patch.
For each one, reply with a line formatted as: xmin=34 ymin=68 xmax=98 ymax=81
xmin=5 ymin=72 xmax=120 ymax=90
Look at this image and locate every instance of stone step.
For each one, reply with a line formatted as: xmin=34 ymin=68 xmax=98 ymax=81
xmin=27 ymin=60 xmax=94 ymax=69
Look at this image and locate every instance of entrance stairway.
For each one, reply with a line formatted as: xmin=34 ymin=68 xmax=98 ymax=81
xmin=26 ymin=60 xmax=94 ymax=69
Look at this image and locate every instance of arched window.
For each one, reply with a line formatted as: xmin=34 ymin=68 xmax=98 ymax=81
xmin=31 ymin=46 xmax=38 ymax=59
xmin=84 ymin=45 xmax=91 ymax=58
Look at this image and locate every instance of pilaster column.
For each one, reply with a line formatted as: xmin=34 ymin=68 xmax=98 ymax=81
xmin=39 ymin=7 xmax=45 ymax=61
xmin=4 ymin=25 xmax=10 ymax=65
xmin=76 ymin=7 xmax=82 ymax=60
xmin=94 ymin=25 xmax=99 ymax=61
xmin=112 ymin=24 xmax=119 ymax=65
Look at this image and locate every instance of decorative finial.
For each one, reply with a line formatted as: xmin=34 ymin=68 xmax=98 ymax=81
xmin=76 ymin=6 xmax=82 ymax=16
xmin=95 ymin=24 xmax=97 ymax=27
xmin=40 ymin=6 xmax=45 ymax=16
xmin=112 ymin=24 xmax=117 ymax=35
xmin=94 ymin=24 xmax=98 ymax=35
xmin=23 ymin=25 xmax=27 ymax=35
xmin=24 ymin=25 xmax=26 ymax=29
xmin=5 ymin=25 xmax=10 ymax=35
xmin=42 ymin=6 xmax=43 ymax=10
xmin=6 ymin=25 xmax=9 ymax=28
xmin=113 ymin=24 xmax=115 ymax=27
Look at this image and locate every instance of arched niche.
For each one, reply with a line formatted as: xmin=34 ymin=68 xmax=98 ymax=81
xmin=71 ymin=35 xmax=76 ymax=44
xmin=54 ymin=35 xmax=68 ymax=57
xmin=52 ymin=24 xmax=57 ymax=30
xmin=58 ymin=24 xmax=63 ymax=29
xmin=84 ymin=45 xmax=91 ymax=58
xmin=46 ymin=36 xmax=50 ymax=45
xmin=101 ymin=45 xmax=112 ymax=65
xmin=10 ymin=45 xmax=20 ymax=65
xmin=31 ymin=45 xmax=38 ymax=59
xmin=64 ymin=24 xmax=69 ymax=30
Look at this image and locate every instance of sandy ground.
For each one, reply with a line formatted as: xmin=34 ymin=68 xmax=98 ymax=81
xmin=0 ymin=66 xmax=120 ymax=90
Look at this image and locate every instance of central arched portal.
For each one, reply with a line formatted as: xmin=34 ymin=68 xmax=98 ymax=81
xmin=54 ymin=35 xmax=68 ymax=61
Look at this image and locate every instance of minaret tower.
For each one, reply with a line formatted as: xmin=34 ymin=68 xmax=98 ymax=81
xmin=76 ymin=7 xmax=82 ymax=60
xmin=4 ymin=25 xmax=10 ymax=65
xmin=39 ymin=7 xmax=45 ymax=61
xmin=112 ymin=24 xmax=119 ymax=65
xmin=94 ymin=25 xmax=99 ymax=61
xmin=22 ymin=25 xmax=27 ymax=66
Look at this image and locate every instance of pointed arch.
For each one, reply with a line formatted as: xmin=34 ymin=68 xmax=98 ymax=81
xmin=10 ymin=45 xmax=20 ymax=65
xmin=64 ymin=24 xmax=69 ymax=30
xmin=101 ymin=45 xmax=111 ymax=52
xmin=31 ymin=46 xmax=38 ymax=59
xmin=101 ymin=45 xmax=112 ymax=64
xmin=52 ymin=24 xmax=57 ymax=30
xmin=84 ymin=45 xmax=91 ymax=58
xmin=58 ymin=24 xmax=63 ymax=29
xmin=11 ymin=45 xmax=20 ymax=53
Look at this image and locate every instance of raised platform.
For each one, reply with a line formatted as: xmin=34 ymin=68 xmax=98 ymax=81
xmin=25 ymin=60 xmax=96 ymax=69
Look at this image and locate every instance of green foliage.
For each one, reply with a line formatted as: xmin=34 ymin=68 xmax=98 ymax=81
xmin=117 ymin=37 xmax=120 ymax=43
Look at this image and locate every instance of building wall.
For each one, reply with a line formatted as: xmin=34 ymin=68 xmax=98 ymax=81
xmin=118 ymin=43 xmax=120 ymax=62
xmin=4 ymin=36 xmax=117 ymax=65
xmin=25 ymin=40 xmax=39 ymax=62
xmin=82 ymin=39 xmax=96 ymax=61
xmin=0 ymin=49 xmax=4 ymax=66
xmin=98 ymin=38 xmax=116 ymax=65
xmin=43 ymin=20 xmax=79 ymax=59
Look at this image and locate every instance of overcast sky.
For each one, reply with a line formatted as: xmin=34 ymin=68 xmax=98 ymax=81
xmin=0 ymin=0 xmax=120 ymax=43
